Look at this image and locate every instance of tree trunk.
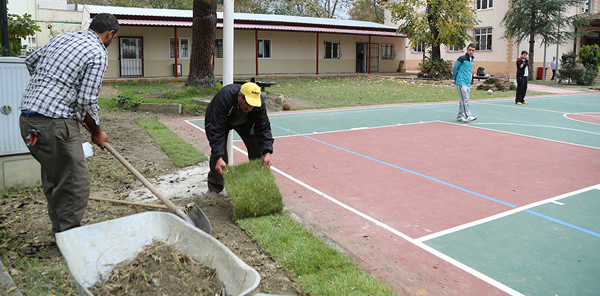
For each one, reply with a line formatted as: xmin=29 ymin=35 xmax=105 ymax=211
xmin=426 ymin=2 xmax=441 ymax=61
xmin=186 ymin=0 xmax=217 ymax=88
xmin=528 ymin=36 xmax=535 ymax=81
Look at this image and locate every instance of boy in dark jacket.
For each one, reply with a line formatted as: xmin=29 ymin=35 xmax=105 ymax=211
xmin=515 ymin=50 xmax=529 ymax=105
xmin=204 ymin=82 xmax=274 ymax=197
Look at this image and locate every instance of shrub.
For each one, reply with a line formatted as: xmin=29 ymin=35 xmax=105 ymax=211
xmin=557 ymin=52 xmax=583 ymax=84
xmin=224 ymin=159 xmax=283 ymax=220
xmin=418 ymin=57 xmax=453 ymax=80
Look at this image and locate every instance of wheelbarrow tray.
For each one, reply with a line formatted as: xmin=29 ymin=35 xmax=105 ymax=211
xmin=56 ymin=212 xmax=260 ymax=296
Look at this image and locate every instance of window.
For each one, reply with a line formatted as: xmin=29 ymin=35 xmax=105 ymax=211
xmin=476 ymin=0 xmax=493 ymax=10
xmin=382 ymin=44 xmax=394 ymax=59
xmin=258 ymin=39 xmax=271 ymax=58
xmin=582 ymin=0 xmax=590 ymax=12
xmin=411 ymin=41 xmax=425 ymax=53
xmin=169 ymin=37 xmax=189 ymax=59
xmin=474 ymin=28 xmax=492 ymax=51
xmin=447 ymin=45 xmax=462 ymax=52
xmin=324 ymin=41 xmax=340 ymax=59
xmin=215 ymin=39 xmax=223 ymax=58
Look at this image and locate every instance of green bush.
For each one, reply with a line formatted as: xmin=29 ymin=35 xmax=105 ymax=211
xmin=225 ymin=159 xmax=283 ymax=220
xmin=575 ymin=64 xmax=599 ymax=86
xmin=418 ymin=57 xmax=453 ymax=79
xmin=557 ymin=52 xmax=583 ymax=84
xmin=578 ymin=44 xmax=600 ymax=72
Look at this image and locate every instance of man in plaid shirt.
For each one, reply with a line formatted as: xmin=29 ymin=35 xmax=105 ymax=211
xmin=19 ymin=13 xmax=119 ymax=236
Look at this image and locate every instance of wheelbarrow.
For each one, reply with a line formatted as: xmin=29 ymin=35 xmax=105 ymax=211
xmin=56 ymin=212 xmax=260 ymax=296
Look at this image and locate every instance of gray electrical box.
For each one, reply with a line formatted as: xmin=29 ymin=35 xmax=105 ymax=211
xmin=0 ymin=56 xmax=40 ymax=188
xmin=0 ymin=57 xmax=30 ymax=156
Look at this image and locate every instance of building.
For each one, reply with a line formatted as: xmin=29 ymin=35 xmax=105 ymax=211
xmin=384 ymin=0 xmax=600 ymax=80
xmin=81 ymin=5 xmax=406 ymax=79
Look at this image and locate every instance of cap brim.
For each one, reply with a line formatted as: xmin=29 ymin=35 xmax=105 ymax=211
xmin=245 ymin=95 xmax=261 ymax=107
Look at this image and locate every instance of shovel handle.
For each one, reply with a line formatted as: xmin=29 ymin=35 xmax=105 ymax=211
xmin=103 ymin=143 xmax=180 ymax=211
xmin=89 ymin=196 xmax=168 ymax=209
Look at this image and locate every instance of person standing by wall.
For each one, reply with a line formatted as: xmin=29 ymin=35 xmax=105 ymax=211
xmin=357 ymin=48 xmax=365 ymax=73
xmin=516 ymin=50 xmax=529 ymax=104
xmin=452 ymin=43 xmax=477 ymax=122
xmin=549 ymin=56 xmax=560 ymax=81
xmin=18 ymin=13 xmax=119 ymax=237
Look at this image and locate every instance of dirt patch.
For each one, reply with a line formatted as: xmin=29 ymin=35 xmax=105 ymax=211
xmin=88 ymin=240 xmax=224 ymax=296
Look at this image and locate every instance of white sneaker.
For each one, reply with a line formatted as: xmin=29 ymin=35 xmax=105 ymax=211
xmin=457 ymin=117 xmax=466 ymax=122
xmin=465 ymin=116 xmax=477 ymax=122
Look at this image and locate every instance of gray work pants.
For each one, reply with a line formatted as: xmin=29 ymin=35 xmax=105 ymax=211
xmin=456 ymin=85 xmax=472 ymax=119
xmin=20 ymin=114 xmax=90 ymax=234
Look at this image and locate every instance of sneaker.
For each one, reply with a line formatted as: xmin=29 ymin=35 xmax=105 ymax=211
xmin=516 ymin=102 xmax=523 ymax=105
xmin=457 ymin=117 xmax=466 ymax=122
xmin=465 ymin=116 xmax=477 ymax=122
xmin=522 ymin=101 xmax=528 ymax=104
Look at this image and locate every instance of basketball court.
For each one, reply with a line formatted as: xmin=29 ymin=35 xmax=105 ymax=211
xmin=182 ymin=89 xmax=600 ymax=295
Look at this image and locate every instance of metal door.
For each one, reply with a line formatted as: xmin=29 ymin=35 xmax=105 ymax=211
xmin=119 ymin=37 xmax=143 ymax=77
xmin=368 ymin=43 xmax=379 ymax=73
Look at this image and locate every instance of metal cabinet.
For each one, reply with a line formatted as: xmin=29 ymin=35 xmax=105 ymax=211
xmin=0 ymin=57 xmax=30 ymax=156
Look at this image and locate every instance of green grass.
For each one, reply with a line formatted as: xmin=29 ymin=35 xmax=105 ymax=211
xmin=224 ymin=159 xmax=283 ymax=220
xmin=135 ymin=118 xmax=208 ymax=167
xmin=238 ymin=214 xmax=397 ymax=295
xmin=267 ymin=76 xmax=516 ymax=108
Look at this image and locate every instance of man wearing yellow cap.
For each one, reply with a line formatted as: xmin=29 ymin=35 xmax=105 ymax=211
xmin=203 ymin=82 xmax=274 ymax=197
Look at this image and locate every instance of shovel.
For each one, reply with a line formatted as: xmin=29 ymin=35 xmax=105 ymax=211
xmin=79 ymin=117 xmax=211 ymax=234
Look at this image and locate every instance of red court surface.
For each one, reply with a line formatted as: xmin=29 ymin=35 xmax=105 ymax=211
xmin=260 ymin=122 xmax=599 ymax=295
xmin=566 ymin=112 xmax=600 ymax=124
xmin=168 ymin=117 xmax=600 ymax=295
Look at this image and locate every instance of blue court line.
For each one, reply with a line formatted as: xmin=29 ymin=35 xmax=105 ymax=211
xmin=271 ymin=123 xmax=600 ymax=238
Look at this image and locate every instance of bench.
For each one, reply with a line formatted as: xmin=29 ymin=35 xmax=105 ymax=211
xmin=218 ymin=78 xmax=276 ymax=91
xmin=471 ymin=74 xmax=490 ymax=84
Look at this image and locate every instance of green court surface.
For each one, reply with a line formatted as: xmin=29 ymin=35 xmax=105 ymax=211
xmin=424 ymin=188 xmax=600 ymax=296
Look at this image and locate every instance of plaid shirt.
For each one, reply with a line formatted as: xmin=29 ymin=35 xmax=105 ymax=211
xmin=20 ymin=29 xmax=108 ymax=125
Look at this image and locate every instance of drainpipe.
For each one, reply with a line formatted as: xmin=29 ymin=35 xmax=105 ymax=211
xmin=1 ymin=0 xmax=9 ymax=56
xmin=224 ymin=0 xmax=234 ymax=164
xmin=255 ymin=29 xmax=258 ymax=76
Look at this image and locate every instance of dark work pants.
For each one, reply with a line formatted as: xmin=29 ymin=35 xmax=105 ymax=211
xmin=516 ymin=76 xmax=528 ymax=103
xmin=551 ymin=70 xmax=556 ymax=81
xmin=20 ymin=114 xmax=90 ymax=234
xmin=207 ymin=127 xmax=263 ymax=193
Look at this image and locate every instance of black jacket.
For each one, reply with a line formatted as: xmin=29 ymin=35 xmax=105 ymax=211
xmin=204 ymin=84 xmax=274 ymax=159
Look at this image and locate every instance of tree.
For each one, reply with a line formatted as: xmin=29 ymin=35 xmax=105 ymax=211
xmin=383 ymin=0 xmax=478 ymax=61
xmin=185 ymin=0 xmax=216 ymax=88
xmin=501 ymin=0 xmax=591 ymax=80
xmin=225 ymin=0 xmax=351 ymax=18
xmin=348 ymin=0 xmax=384 ymax=23
xmin=0 ymin=12 xmax=40 ymax=56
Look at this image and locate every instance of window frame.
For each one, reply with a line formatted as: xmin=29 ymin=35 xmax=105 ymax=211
xmin=411 ymin=41 xmax=425 ymax=53
xmin=474 ymin=28 xmax=493 ymax=51
xmin=258 ymin=39 xmax=272 ymax=59
xmin=447 ymin=45 xmax=462 ymax=52
xmin=324 ymin=40 xmax=341 ymax=59
xmin=169 ymin=37 xmax=190 ymax=59
xmin=215 ymin=38 xmax=223 ymax=59
xmin=476 ymin=0 xmax=493 ymax=10
xmin=381 ymin=43 xmax=395 ymax=60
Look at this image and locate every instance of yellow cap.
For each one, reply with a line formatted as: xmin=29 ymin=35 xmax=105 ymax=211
xmin=240 ymin=82 xmax=262 ymax=107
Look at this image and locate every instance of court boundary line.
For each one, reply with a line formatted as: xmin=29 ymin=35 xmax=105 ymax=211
xmin=229 ymin=144 xmax=525 ymax=296
xmin=416 ymin=184 xmax=600 ymax=242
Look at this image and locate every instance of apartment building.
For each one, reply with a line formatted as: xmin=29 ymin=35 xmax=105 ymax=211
xmin=384 ymin=0 xmax=600 ymax=80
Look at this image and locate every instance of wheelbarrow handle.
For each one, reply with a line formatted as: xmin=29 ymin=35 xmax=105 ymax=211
xmin=103 ymin=142 xmax=180 ymax=211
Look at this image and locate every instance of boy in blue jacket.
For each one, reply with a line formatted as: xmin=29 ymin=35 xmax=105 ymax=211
xmin=452 ymin=43 xmax=477 ymax=122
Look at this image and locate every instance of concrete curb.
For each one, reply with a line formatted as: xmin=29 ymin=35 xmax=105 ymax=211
xmin=0 ymin=259 xmax=22 ymax=296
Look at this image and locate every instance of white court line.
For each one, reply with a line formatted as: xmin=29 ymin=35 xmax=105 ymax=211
xmin=228 ymin=145 xmax=525 ymax=296
xmin=551 ymin=201 xmax=565 ymax=206
xmin=416 ymin=184 xmax=600 ymax=242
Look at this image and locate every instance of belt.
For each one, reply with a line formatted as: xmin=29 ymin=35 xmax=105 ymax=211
xmin=21 ymin=112 xmax=49 ymax=119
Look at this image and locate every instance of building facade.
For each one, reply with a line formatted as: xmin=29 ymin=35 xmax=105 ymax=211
xmin=384 ymin=0 xmax=599 ymax=80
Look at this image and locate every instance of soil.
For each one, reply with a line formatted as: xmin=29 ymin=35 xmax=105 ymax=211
xmin=0 ymin=108 xmax=305 ymax=296
xmin=88 ymin=240 xmax=224 ymax=296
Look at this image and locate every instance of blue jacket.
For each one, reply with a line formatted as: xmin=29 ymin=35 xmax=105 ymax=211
xmin=452 ymin=53 xmax=474 ymax=86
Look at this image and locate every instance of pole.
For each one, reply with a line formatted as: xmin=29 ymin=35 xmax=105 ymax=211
xmin=555 ymin=10 xmax=560 ymax=82
xmin=542 ymin=45 xmax=547 ymax=81
xmin=1 ymin=0 xmax=10 ymax=56
xmin=223 ymin=0 xmax=234 ymax=164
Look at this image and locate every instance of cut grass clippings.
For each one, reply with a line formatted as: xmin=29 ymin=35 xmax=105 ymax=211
xmin=238 ymin=214 xmax=397 ymax=296
xmin=224 ymin=159 xmax=283 ymax=220
xmin=135 ymin=118 xmax=208 ymax=167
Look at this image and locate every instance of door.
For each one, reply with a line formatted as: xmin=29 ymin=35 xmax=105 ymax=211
xmin=368 ymin=43 xmax=380 ymax=73
xmin=119 ymin=37 xmax=143 ymax=77
xmin=356 ymin=43 xmax=367 ymax=73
